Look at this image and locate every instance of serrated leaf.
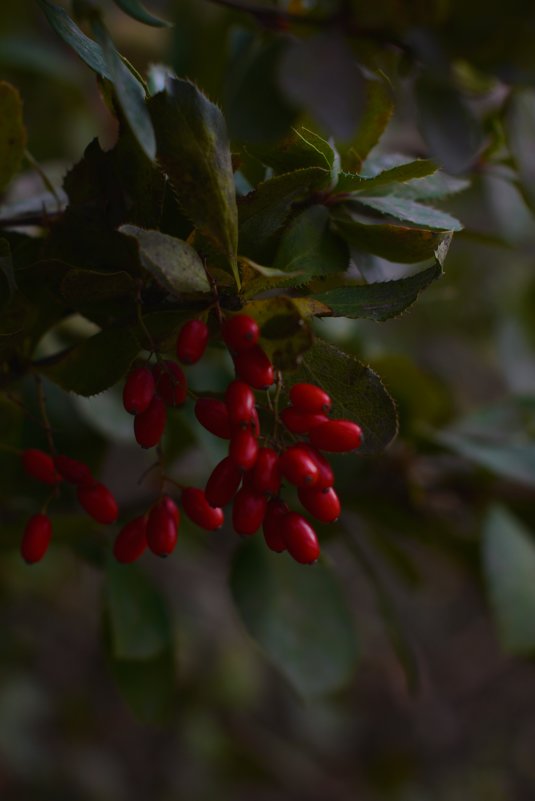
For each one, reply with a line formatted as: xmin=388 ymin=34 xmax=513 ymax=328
xmin=248 ymin=127 xmax=338 ymax=178
xmin=230 ymin=538 xmax=359 ymax=699
xmin=387 ymin=172 xmax=470 ymax=201
xmin=345 ymin=74 xmax=393 ymax=169
xmin=483 ymin=506 xmax=535 ymax=654
xmin=309 ymin=261 xmax=442 ymax=320
xmin=37 ymin=0 xmax=111 ymax=79
xmin=0 ymin=81 xmax=27 ymax=190
xmin=336 ymin=159 xmax=437 ymax=194
xmin=241 ymin=296 xmax=315 ymax=369
xmin=239 ymin=258 xmax=306 ymax=299
xmin=273 ymin=205 xmax=349 ymax=276
xmin=148 ymin=78 xmax=238 ymax=284
xmin=112 ymin=0 xmax=171 ymax=27
xmin=119 ymin=225 xmax=210 ymax=295
xmin=353 ymin=196 xmax=463 ymax=232
xmin=287 ymin=338 xmax=398 ymax=453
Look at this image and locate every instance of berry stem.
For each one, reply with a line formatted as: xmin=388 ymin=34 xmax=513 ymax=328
xmin=34 ymin=374 xmax=56 ymax=457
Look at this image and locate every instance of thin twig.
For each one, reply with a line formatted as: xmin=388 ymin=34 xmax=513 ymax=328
xmin=34 ymin=374 xmax=56 ymax=456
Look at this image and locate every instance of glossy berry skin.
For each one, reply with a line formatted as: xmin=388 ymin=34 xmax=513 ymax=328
xmin=77 ymin=482 xmax=118 ymax=524
xmin=281 ymin=513 xmax=320 ymax=564
xmin=176 ymin=319 xmax=209 ymax=365
xmin=123 ymin=366 xmax=155 ymax=415
xmin=280 ymin=407 xmax=328 ymax=435
xmin=113 ymin=516 xmax=148 ymax=563
xmin=134 ymin=396 xmax=167 ymax=449
xmin=302 ymin=445 xmax=334 ymax=490
xmin=298 ymin=486 xmax=341 ymax=523
xmin=194 ymin=397 xmax=231 ymax=439
xmin=222 ymin=314 xmax=259 ymax=353
xmin=225 ymin=380 xmax=256 ymax=429
xmin=233 ymin=345 xmax=274 ymax=389
xmin=232 ymin=487 xmax=268 ymax=536
xmin=159 ymin=495 xmax=180 ymax=527
xmin=54 ymin=454 xmax=92 ymax=486
xmin=263 ymin=499 xmax=289 ymax=552
xmin=251 ymin=448 xmax=280 ymax=496
xmin=22 ymin=449 xmax=61 ymax=485
xmin=229 ymin=429 xmax=259 ymax=471
xmin=309 ymin=419 xmax=363 ymax=452
xmin=182 ymin=487 xmax=224 ymax=530
xmin=290 ymin=383 xmax=332 ymax=415
xmin=278 ymin=445 xmax=319 ymax=488
xmin=21 ymin=514 xmax=52 ymax=564
xmin=205 ymin=457 xmax=243 ymax=508
xmin=152 ymin=361 xmax=188 ymax=407
xmin=250 ymin=406 xmax=260 ymax=438
xmin=146 ymin=500 xmax=179 ymax=557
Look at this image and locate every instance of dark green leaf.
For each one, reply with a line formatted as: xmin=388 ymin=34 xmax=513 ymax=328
xmin=435 ymin=429 xmax=535 ymax=487
xmin=60 ymin=269 xmax=137 ymax=305
xmin=353 ymin=196 xmax=463 ymax=232
xmin=119 ymin=225 xmax=210 ymax=295
xmin=112 ymin=0 xmax=171 ymax=27
xmin=239 ymin=258 xmax=307 ymax=300
xmin=230 ymin=538 xmax=359 ymax=699
xmin=273 ymin=205 xmax=348 ymax=276
xmin=387 ymin=172 xmax=470 ymax=201
xmin=336 ymin=159 xmax=437 ymax=193
xmin=344 ymin=74 xmax=393 ymax=170
xmin=0 ymin=238 xmax=16 ymax=307
xmin=108 ymin=648 xmax=176 ymax=725
xmin=248 ymin=127 xmax=338 ymax=178
xmin=483 ymin=506 xmax=535 ymax=654
xmin=37 ymin=0 xmax=111 ymax=79
xmin=0 ymin=81 xmax=27 ymax=190
xmin=287 ymin=338 xmax=398 ymax=453
xmin=241 ymin=296 xmax=314 ymax=370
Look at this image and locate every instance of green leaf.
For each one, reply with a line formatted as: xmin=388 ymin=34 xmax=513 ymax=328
xmin=60 ymin=269 xmax=137 ymax=305
xmin=241 ymin=296 xmax=315 ymax=370
xmin=352 ymin=196 xmax=463 ymax=232
xmin=239 ymin=258 xmax=306 ymax=300
xmin=387 ymin=173 xmax=470 ymax=202
xmin=435 ymin=429 xmax=535 ymax=487
xmin=238 ymin=167 xmax=331 ymax=263
xmin=148 ymin=78 xmax=238 ymax=284
xmin=0 ymin=81 xmax=27 ymax=190
xmin=112 ymin=0 xmax=171 ymax=27
xmin=273 ymin=205 xmax=348 ymax=276
xmin=119 ymin=225 xmax=210 ymax=295
xmin=336 ymin=159 xmax=437 ymax=193
xmin=483 ymin=506 xmax=535 ymax=655
xmin=248 ymin=127 xmax=338 ymax=179
xmin=230 ymin=538 xmax=359 ymax=699
xmin=287 ymin=338 xmax=398 ymax=453
xmin=108 ymin=648 xmax=176 ymax=725
xmin=344 ymin=74 xmax=393 ymax=169
xmin=506 ymin=89 xmax=535 ymax=206
xmin=309 ymin=262 xmax=442 ymax=321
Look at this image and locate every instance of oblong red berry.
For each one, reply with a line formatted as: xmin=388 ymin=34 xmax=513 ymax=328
xmin=181 ymin=487 xmax=224 ymax=530
xmin=146 ymin=500 xmax=178 ymax=557
xmin=225 ymin=380 xmax=256 ymax=429
xmin=278 ymin=445 xmax=319 ymax=488
xmin=54 ymin=454 xmax=92 ymax=486
xmin=302 ymin=445 xmax=334 ymax=489
xmin=21 ymin=513 xmax=52 ymax=564
xmin=134 ymin=396 xmax=167 ymax=449
xmin=22 ymin=449 xmax=61 ymax=485
xmin=194 ymin=397 xmax=231 ymax=439
xmin=234 ymin=345 xmax=274 ymax=389
xmin=232 ymin=487 xmax=267 ymax=536
xmin=113 ymin=516 xmax=148 ymax=563
xmin=309 ymin=419 xmax=363 ymax=452
xmin=159 ymin=495 xmax=180 ymax=527
xmin=251 ymin=447 xmax=280 ymax=496
xmin=250 ymin=406 xmax=260 ymax=438
xmin=280 ymin=407 xmax=328 ymax=435
xmin=263 ymin=499 xmax=289 ymax=552
xmin=152 ymin=360 xmax=188 ymax=407
xmin=205 ymin=457 xmax=243 ymax=508
xmin=123 ymin=366 xmax=155 ymax=415
xmin=222 ymin=314 xmax=259 ymax=353
xmin=281 ymin=513 xmax=320 ymax=564
xmin=77 ymin=482 xmax=118 ymax=524
xmin=298 ymin=486 xmax=340 ymax=523
xmin=289 ymin=383 xmax=332 ymax=414
xmin=229 ymin=429 xmax=259 ymax=471
xmin=176 ymin=319 xmax=209 ymax=365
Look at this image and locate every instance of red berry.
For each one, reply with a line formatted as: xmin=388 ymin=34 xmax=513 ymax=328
xmin=134 ymin=396 xmax=167 ymax=448
xmin=176 ymin=319 xmax=209 ymax=365
xmin=77 ymin=482 xmax=118 ymax=524
xmin=113 ymin=516 xmax=148 ymax=563
xmin=229 ymin=429 xmax=259 ymax=471
xmin=182 ymin=487 xmax=224 ymax=530
xmin=194 ymin=397 xmax=231 ymax=439
xmin=251 ymin=447 xmax=280 ymax=496
xmin=21 ymin=514 xmax=52 ymax=564
xmin=123 ymin=366 xmax=155 ymax=415
xmin=146 ymin=499 xmax=179 ymax=557
xmin=302 ymin=445 xmax=334 ymax=489
xmin=309 ymin=419 xmax=363 ymax=452
xmin=54 ymin=454 xmax=92 ymax=486
xmin=232 ymin=487 xmax=267 ymax=536
xmin=225 ymin=380 xmax=256 ymax=429
xmin=281 ymin=513 xmax=320 ymax=564
xmin=22 ymin=449 xmax=61 ymax=485
xmin=250 ymin=406 xmax=260 ymax=438
xmin=234 ymin=345 xmax=274 ymax=389
xmin=278 ymin=445 xmax=319 ymax=488
xmin=205 ymin=457 xmax=243 ymax=508
xmin=263 ymin=499 xmax=289 ymax=552
xmin=298 ymin=486 xmax=341 ymax=523
xmin=152 ymin=361 xmax=188 ymax=407
xmin=222 ymin=314 xmax=259 ymax=352
xmin=289 ymin=383 xmax=332 ymax=414
xmin=280 ymin=407 xmax=328 ymax=435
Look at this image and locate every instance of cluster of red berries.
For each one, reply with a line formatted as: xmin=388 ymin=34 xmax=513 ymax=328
xmin=19 ymin=314 xmax=363 ymax=567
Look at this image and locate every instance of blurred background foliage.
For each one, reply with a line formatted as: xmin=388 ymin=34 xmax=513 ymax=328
xmin=2 ymin=1 xmax=535 ymax=799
